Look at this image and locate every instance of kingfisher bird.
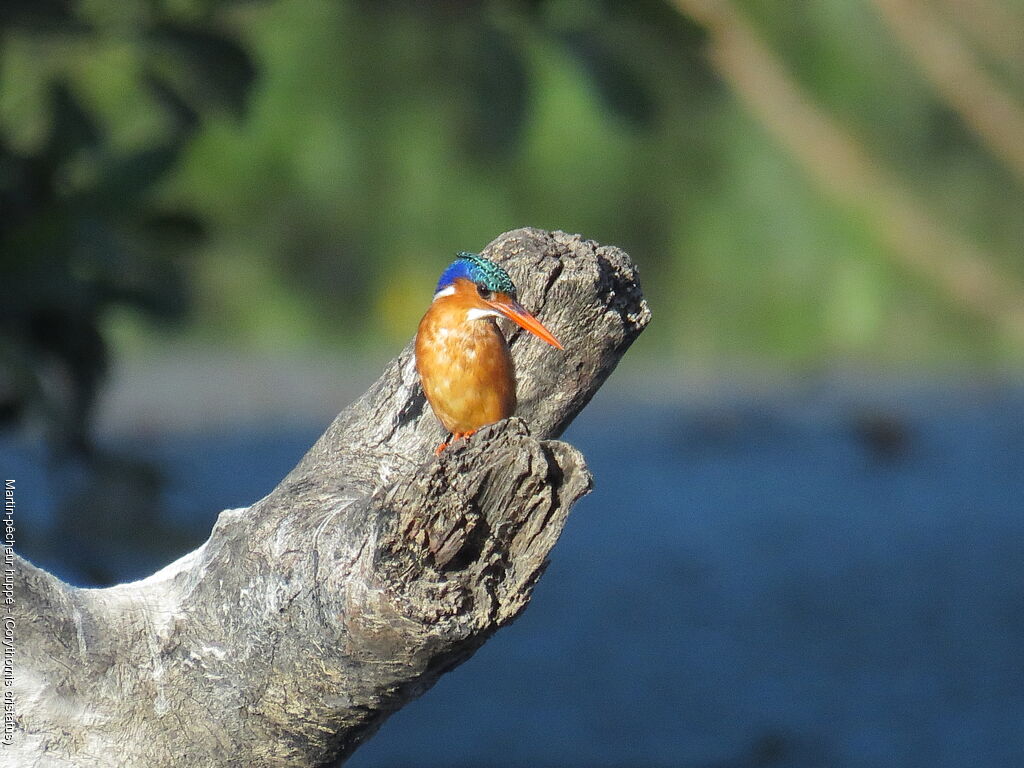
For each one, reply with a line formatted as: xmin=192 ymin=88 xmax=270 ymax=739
xmin=415 ymin=252 xmax=563 ymax=455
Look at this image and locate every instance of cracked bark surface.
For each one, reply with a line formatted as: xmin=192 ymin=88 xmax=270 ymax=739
xmin=7 ymin=228 xmax=650 ymax=767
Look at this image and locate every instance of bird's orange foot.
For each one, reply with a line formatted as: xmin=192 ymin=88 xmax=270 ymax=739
xmin=436 ymin=429 xmax=478 ymax=455
xmin=435 ymin=431 xmax=459 ymax=455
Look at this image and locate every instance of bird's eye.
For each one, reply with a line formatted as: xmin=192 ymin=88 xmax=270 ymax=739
xmin=476 ymin=284 xmax=493 ymax=300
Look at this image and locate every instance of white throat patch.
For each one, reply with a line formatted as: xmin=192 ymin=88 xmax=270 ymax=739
xmin=466 ymin=307 xmax=502 ymax=321
xmin=432 ymin=285 xmax=456 ymax=301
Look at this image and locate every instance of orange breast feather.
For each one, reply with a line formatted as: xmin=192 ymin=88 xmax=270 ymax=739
xmin=415 ymin=300 xmax=517 ymax=435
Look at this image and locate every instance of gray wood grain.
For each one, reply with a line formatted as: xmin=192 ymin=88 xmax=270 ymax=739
xmin=6 ymin=228 xmax=650 ymax=767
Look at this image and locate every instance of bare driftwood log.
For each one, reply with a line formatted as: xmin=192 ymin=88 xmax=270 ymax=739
xmin=7 ymin=228 xmax=650 ymax=767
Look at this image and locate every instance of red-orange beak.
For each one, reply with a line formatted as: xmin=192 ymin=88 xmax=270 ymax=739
xmin=489 ymin=298 xmax=564 ymax=350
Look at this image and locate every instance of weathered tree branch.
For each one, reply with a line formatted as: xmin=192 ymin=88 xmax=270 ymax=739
xmin=7 ymin=228 xmax=650 ymax=767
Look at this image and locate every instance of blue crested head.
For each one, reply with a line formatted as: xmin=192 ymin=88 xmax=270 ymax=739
xmin=435 ymin=252 xmax=517 ymax=297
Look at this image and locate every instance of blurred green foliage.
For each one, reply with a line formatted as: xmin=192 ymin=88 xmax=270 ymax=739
xmin=0 ymin=0 xmax=258 ymax=581
xmin=0 ymin=0 xmax=257 ymax=450
xmin=4 ymin=0 xmax=1024 ymax=422
xmin=182 ymin=0 xmax=1024 ymax=368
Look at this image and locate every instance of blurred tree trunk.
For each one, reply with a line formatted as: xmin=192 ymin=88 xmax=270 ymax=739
xmin=6 ymin=228 xmax=649 ymax=767
xmin=670 ymin=0 xmax=1024 ymax=340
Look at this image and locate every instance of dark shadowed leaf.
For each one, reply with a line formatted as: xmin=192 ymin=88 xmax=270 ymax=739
xmin=65 ymin=218 xmax=191 ymax=321
xmin=357 ymin=0 xmax=487 ymax=18
xmin=141 ymin=212 xmax=207 ymax=251
xmin=87 ymin=144 xmax=182 ymax=210
xmin=605 ymin=0 xmax=708 ymax=47
xmin=461 ymin=25 xmax=529 ymax=159
xmin=0 ymin=140 xmax=38 ymax=242
xmin=45 ymin=82 xmax=104 ymax=165
xmin=0 ymin=0 xmax=89 ymax=34
xmin=514 ymin=0 xmax=547 ymax=16
xmin=148 ymin=23 xmax=258 ymax=118
xmin=142 ymin=71 xmax=202 ymax=134
xmin=101 ymin=257 xmax=190 ymax=321
xmin=559 ymin=29 xmax=658 ymax=128
xmin=27 ymin=304 xmax=108 ymax=451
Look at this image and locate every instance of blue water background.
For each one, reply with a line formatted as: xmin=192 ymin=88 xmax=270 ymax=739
xmin=6 ymin=382 xmax=1024 ymax=767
